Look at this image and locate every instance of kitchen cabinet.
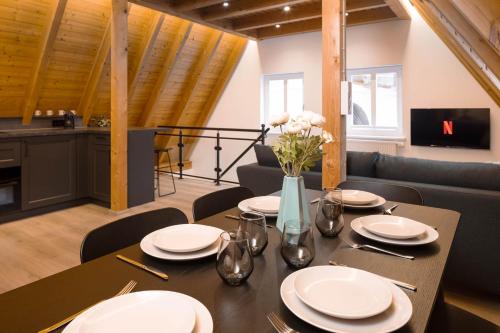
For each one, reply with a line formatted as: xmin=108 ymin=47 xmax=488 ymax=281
xmin=21 ymin=136 xmax=76 ymax=210
xmin=89 ymin=134 xmax=110 ymax=203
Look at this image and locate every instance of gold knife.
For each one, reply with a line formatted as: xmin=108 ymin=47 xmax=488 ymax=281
xmin=116 ymin=255 xmax=168 ymax=280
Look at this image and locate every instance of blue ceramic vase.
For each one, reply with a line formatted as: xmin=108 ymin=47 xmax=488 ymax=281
xmin=276 ymin=176 xmax=311 ymax=232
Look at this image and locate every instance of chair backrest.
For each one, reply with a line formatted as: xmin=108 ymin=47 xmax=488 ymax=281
xmin=192 ymin=186 xmax=254 ymax=221
xmin=80 ymin=207 xmax=188 ymax=263
xmin=338 ymin=180 xmax=423 ymax=205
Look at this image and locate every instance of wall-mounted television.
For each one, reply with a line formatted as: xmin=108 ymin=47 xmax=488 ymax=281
xmin=411 ymin=108 xmax=490 ymax=150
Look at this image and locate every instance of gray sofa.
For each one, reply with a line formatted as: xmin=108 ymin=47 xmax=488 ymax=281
xmin=237 ymin=145 xmax=500 ymax=297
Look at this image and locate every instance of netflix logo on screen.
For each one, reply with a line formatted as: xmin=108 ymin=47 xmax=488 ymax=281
xmin=443 ymin=120 xmax=453 ymax=135
xmin=411 ymin=108 xmax=490 ymax=150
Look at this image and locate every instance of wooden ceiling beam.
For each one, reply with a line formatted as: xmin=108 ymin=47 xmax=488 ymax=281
xmin=347 ymin=5 xmax=397 ymax=26
xmin=449 ymin=0 xmax=500 ymax=50
xmin=137 ymin=21 xmax=193 ymax=127
xmin=174 ymin=0 xmax=225 ymax=12
xmin=233 ymin=0 xmax=392 ymax=31
xmin=255 ymin=6 xmax=397 ymax=39
xmin=81 ymin=18 xmax=112 ymax=125
xmin=21 ymin=0 xmax=68 ymax=125
xmin=233 ymin=2 xmax=322 ymax=31
xmin=183 ymin=38 xmax=248 ymax=158
xmin=128 ymin=12 xmax=165 ymax=101
xmin=384 ymin=0 xmax=410 ymax=19
xmin=202 ymin=0 xmax=310 ymax=21
xmin=431 ymin=0 xmax=500 ymax=77
xmin=411 ymin=0 xmax=500 ymax=106
xmin=163 ymin=30 xmax=223 ymax=148
xmin=347 ymin=0 xmax=388 ymax=12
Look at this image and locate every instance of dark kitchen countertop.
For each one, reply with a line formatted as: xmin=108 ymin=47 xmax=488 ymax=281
xmin=0 ymin=127 xmax=156 ymax=139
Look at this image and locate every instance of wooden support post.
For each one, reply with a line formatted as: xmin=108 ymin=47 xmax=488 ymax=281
xmin=22 ymin=0 xmax=68 ymax=125
xmin=322 ymin=0 xmax=345 ymax=188
xmin=111 ymin=0 xmax=128 ymax=211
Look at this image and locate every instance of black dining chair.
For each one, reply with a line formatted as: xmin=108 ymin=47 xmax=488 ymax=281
xmin=80 ymin=207 xmax=188 ymax=263
xmin=192 ymin=186 xmax=254 ymax=222
xmin=338 ymin=180 xmax=424 ymax=205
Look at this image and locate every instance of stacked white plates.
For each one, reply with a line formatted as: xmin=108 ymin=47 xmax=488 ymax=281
xmin=141 ymin=224 xmax=224 ymax=260
xmin=64 ymin=291 xmax=213 ymax=333
xmin=281 ymin=266 xmax=413 ymax=333
xmin=352 ymin=215 xmax=439 ymax=246
xmin=238 ymin=196 xmax=281 ymax=217
xmin=342 ymin=190 xmax=386 ymax=209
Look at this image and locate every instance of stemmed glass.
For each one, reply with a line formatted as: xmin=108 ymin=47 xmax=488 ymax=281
xmin=216 ymin=230 xmax=254 ymax=286
xmin=238 ymin=212 xmax=268 ymax=256
xmin=280 ymin=222 xmax=315 ymax=269
xmin=315 ymin=188 xmax=344 ymax=237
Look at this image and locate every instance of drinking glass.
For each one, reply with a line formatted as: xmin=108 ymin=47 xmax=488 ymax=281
xmin=315 ymin=188 xmax=344 ymax=237
xmin=216 ymin=230 xmax=254 ymax=286
xmin=280 ymin=223 xmax=315 ymax=269
xmin=238 ymin=212 xmax=268 ymax=256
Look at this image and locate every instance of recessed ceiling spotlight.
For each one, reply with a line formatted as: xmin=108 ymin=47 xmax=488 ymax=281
xmin=283 ymin=5 xmax=291 ymax=12
xmin=275 ymin=24 xmax=281 ymax=28
xmin=345 ymin=12 xmax=349 ymax=16
xmin=222 ymin=1 xmax=229 ymax=7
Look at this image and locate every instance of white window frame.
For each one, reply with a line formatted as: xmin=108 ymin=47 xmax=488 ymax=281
xmin=347 ymin=65 xmax=403 ymax=139
xmin=261 ymin=72 xmax=304 ymax=133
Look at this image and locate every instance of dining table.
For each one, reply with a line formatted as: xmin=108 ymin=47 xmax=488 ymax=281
xmin=0 ymin=189 xmax=460 ymax=333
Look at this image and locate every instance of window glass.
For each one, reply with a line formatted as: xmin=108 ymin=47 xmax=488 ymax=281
xmin=286 ymin=78 xmax=304 ymax=119
xmin=262 ymin=73 xmax=304 ymax=131
xmin=376 ymin=72 xmax=398 ymax=127
xmin=347 ymin=65 xmax=402 ymax=137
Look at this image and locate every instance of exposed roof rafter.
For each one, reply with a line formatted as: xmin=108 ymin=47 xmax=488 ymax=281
xmin=22 ymin=0 xmax=68 ymax=125
xmin=138 ymin=20 xmax=193 ymax=127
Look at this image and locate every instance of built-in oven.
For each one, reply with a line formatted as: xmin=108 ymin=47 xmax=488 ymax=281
xmin=0 ymin=167 xmax=21 ymax=214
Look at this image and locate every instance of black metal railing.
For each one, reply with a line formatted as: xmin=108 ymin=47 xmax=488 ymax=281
xmin=156 ymin=125 xmax=269 ymax=185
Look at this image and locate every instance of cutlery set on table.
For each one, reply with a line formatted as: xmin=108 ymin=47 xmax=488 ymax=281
xmin=39 ymin=223 xmax=227 ymax=333
xmin=39 ymin=189 xmax=438 ymax=333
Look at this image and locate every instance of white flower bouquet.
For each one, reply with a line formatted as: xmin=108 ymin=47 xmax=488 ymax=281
xmin=269 ymin=111 xmax=334 ymax=177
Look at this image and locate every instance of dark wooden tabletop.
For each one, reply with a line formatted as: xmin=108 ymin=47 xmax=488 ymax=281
xmin=0 ymin=190 xmax=460 ymax=333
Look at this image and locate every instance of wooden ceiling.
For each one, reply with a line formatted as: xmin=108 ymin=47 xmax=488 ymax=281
xmin=130 ymin=0 xmax=410 ymax=39
xmin=0 ymin=0 xmax=247 ymax=132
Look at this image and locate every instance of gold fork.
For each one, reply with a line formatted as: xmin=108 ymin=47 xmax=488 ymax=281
xmin=38 ymin=280 xmax=137 ymax=333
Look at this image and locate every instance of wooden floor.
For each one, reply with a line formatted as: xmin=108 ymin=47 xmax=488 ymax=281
xmin=0 ymin=176 xmax=232 ymax=294
xmin=0 ymin=175 xmax=498 ymax=327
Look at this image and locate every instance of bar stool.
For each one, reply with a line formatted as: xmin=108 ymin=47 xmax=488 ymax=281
xmin=154 ymin=147 xmax=176 ymax=197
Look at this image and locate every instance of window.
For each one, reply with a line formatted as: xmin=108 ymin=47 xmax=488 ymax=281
xmin=262 ymin=73 xmax=304 ymax=132
xmin=347 ymin=65 xmax=403 ymax=138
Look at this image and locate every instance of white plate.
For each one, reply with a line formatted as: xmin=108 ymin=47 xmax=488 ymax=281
xmin=341 ymin=190 xmax=378 ymax=205
xmin=63 ymin=291 xmax=199 ymax=333
xmin=361 ymin=215 xmax=427 ymax=240
xmin=245 ymin=196 xmax=280 ymax=214
xmin=281 ymin=268 xmax=413 ymax=333
xmin=344 ymin=196 xmax=386 ymax=209
xmin=141 ymin=228 xmax=224 ymax=261
xmin=153 ymin=224 xmax=222 ymax=253
xmin=239 ymin=197 xmax=279 ymax=217
xmin=352 ymin=218 xmax=439 ymax=246
xmin=294 ymin=266 xmax=393 ymax=319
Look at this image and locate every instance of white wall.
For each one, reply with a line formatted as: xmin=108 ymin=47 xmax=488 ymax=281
xmin=190 ymin=41 xmax=262 ymax=181
xmin=190 ymin=6 xmax=500 ymax=182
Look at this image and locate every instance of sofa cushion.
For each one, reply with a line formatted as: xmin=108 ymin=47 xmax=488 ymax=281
xmin=346 ymin=151 xmax=379 ymax=177
xmin=254 ymin=144 xmax=322 ymax=172
xmin=254 ymin=145 xmax=280 ymax=168
xmin=376 ymin=154 xmax=500 ymax=191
